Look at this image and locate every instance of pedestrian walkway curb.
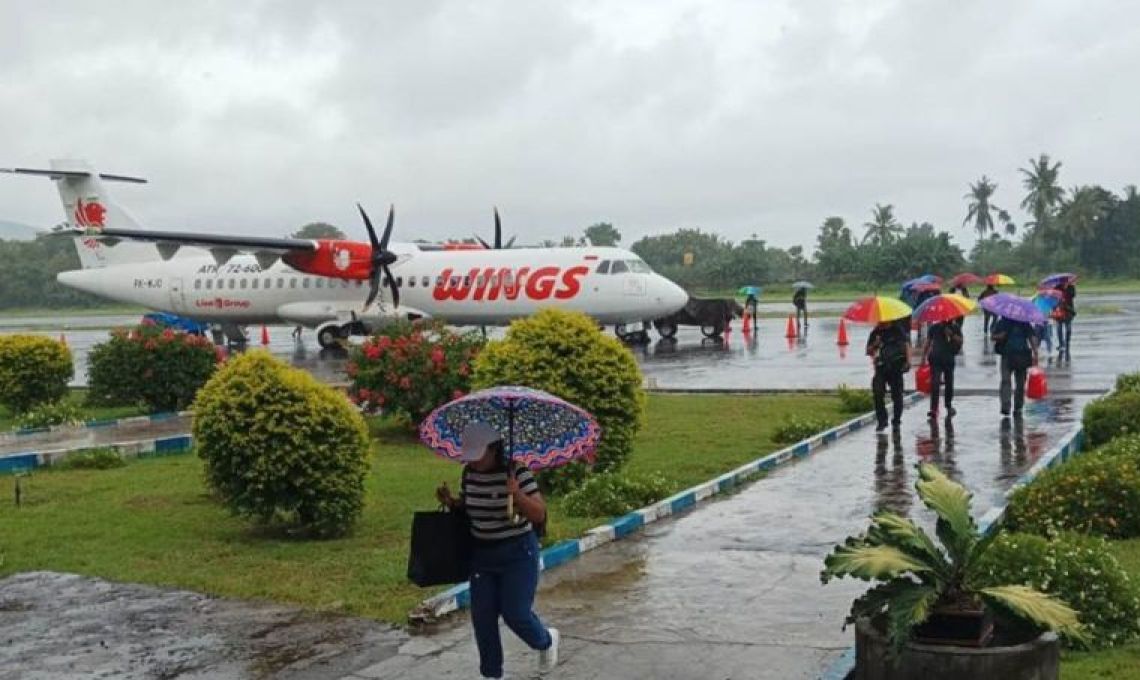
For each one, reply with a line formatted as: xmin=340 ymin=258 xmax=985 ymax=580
xmin=0 ymin=410 xmax=191 ymax=441
xmin=0 ymin=433 xmax=194 ymax=475
xmin=818 ymin=419 xmax=1088 ymax=680
xmin=409 ymin=393 xmax=925 ymax=624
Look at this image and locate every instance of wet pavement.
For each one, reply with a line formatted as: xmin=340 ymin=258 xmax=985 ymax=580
xmin=340 ymin=394 xmax=1088 ymax=680
xmin=0 ymin=415 xmax=192 ymax=456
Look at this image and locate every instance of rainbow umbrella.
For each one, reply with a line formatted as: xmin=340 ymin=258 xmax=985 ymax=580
xmin=950 ymin=273 xmax=984 ymax=287
xmin=912 ymin=293 xmax=977 ymax=324
xmin=843 ymin=296 xmax=913 ymax=325
xmin=984 ymin=273 xmax=1016 ymax=286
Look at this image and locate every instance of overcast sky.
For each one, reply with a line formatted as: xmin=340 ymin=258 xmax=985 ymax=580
xmin=2 ymin=0 xmax=1137 ymax=253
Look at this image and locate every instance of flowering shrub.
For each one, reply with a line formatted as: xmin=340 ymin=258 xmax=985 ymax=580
xmin=771 ymin=415 xmax=834 ymax=444
xmin=1082 ymin=392 xmax=1140 ymax=447
xmin=0 ymin=334 xmax=72 ymax=413
xmin=563 ymin=472 xmax=675 ymax=518
xmin=194 ymin=351 xmax=370 ymax=538
xmin=87 ymin=325 xmax=217 ymax=412
xmin=975 ymin=532 xmax=1140 ymax=649
xmin=16 ymin=399 xmax=84 ymax=429
xmin=348 ymin=320 xmax=484 ymax=426
xmin=1005 ymin=451 xmax=1140 ymax=539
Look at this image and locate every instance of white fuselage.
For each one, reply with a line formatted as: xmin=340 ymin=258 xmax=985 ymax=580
xmin=57 ymin=244 xmax=690 ymax=328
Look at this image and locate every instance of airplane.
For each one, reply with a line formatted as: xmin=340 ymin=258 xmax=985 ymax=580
xmin=2 ymin=159 xmax=690 ymax=348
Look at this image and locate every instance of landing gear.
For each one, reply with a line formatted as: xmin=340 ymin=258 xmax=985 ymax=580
xmin=615 ymin=323 xmax=651 ymax=345
xmin=653 ymin=319 xmax=678 ymax=339
xmin=700 ymin=323 xmax=724 ymax=339
xmin=317 ymin=323 xmax=348 ymax=350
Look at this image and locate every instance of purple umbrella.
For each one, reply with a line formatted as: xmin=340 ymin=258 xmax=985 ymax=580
xmin=980 ymin=293 xmax=1046 ymax=325
xmin=1039 ymin=272 xmax=1078 ymax=288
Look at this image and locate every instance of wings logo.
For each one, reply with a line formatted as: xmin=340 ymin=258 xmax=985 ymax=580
xmin=73 ymin=197 xmax=107 ymax=229
xmin=432 ymin=265 xmax=590 ymax=302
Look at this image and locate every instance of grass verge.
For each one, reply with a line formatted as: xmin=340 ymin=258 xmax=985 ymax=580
xmin=0 ymin=388 xmax=146 ymax=431
xmin=1061 ymin=539 xmax=1140 ymax=678
xmin=0 ymin=393 xmax=847 ymax=624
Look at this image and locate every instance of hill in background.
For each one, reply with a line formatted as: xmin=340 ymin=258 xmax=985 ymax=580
xmin=0 ymin=219 xmax=43 ymax=241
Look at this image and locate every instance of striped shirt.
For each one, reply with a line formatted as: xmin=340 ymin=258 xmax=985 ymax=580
xmin=462 ymin=464 xmax=539 ymax=542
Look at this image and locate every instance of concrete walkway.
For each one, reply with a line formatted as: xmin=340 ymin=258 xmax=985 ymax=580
xmin=0 ymin=414 xmax=192 ymax=457
xmin=341 ymin=394 xmax=1088 ymax=680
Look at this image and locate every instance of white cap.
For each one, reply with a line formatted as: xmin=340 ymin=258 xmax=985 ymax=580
xmin=460 ymin=422 xmax=502 ymax=462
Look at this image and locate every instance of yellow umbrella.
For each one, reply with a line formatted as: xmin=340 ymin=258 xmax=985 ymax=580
xmin=843 ymin=296 xmax=913 ymax=325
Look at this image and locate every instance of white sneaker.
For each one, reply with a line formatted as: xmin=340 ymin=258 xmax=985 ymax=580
xmin=538 ymin=627 xmax=560 ymax=673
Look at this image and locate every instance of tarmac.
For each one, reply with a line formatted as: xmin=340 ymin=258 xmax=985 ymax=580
xmin=0 ymin=416 xmax=191 ymax=457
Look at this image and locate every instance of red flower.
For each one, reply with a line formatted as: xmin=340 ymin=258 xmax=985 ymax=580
xmin=458 ymin=363 xmax=469 ymax=376
xmin=364 ymin=345 xmax=381 ymax=360
xmin=430 ymin=347 xmax=445 ymax=364
xmin=377 ymin=336 xmax=392 ymax=349
xmin=144 ymin=340 xmax=157 ymax=350
xmin=376 ymin=394 xmax=386 ymax=405
xmin=161 ymin=328 xmax=175 ymax=339
xmin=399 ymin=376 xmax=412 ymax=389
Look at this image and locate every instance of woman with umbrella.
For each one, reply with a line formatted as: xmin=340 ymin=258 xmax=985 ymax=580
xmin=424 ymin=387 xmax=600 ymax=678
xmin=1043 ymin=274 xmax=1077 ymax=356
xmin=914 ymin=294 xmax=972 ymax=420
xmin=845 ymin=297 xmax=913 ymax=432
xmin=979 ymin=274 xmax=1014 ymax=335
xmin=983 ymin=294 xmax=1042 ymax=418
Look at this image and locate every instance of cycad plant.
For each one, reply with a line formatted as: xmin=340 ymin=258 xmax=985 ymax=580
xmin=821 ymin=464 xmax=1084 ymax=651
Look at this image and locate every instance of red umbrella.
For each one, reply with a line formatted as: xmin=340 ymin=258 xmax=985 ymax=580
xmin=950 ymin=273 xmax=984 ymax=287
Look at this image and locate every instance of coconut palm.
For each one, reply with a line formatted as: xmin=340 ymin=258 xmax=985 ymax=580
xmin=1058 ymin=185 xmax=1112 ymax=245
xmin=821 ymin=464 xmax=1084 ymax=652
xmin=862 ymin=203 xmax=903 ymax=246
xmin=963 ymin=176 xmax=1000 ymax=239
xmin=1019 ymin=154 xmax=1065 ymax=232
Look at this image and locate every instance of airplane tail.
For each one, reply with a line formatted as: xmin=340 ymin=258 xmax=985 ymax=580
xmin=1 ymin=159 xmax=157 ymax=269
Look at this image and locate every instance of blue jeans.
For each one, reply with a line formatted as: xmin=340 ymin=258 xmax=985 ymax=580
xmin=470 ymin=531 xmax=552 ymax=678
xmin=1055 ymin=319 xmax=1072 ymax=351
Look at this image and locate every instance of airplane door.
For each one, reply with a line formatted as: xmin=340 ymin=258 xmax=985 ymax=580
xmin=169 ymin=277 xmax=185 ymax=312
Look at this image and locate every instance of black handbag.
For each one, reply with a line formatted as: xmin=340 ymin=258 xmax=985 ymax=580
xmin=406 ymin=506 xmax=472 ymax=587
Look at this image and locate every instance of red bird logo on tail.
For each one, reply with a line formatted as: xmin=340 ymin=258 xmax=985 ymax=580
xmin=74 ymin=198 xmax=107 ymax=229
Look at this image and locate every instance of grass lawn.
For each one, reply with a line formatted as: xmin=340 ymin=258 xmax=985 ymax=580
xmin=0 ymin=393 xmax=847 ymax=625
xmin=1062 ymin=539 xmax=1140 ymax=678
xmin=0 ymin=388 xmax=146 ymax=431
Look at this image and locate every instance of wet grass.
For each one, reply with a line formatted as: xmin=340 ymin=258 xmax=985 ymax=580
xmin=1061 ymin=539 xmax=1140 ymax=678
xmin=0 ymin=393 xmax=847 ymax=625
xmin=0 ymin=388 xmax=145 ymax=431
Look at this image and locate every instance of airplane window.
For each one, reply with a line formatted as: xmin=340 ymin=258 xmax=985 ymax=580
xmin=397 ymin=277 xmax=404 ymax=287
xmin=315 ymin=278 xmax=324 ymax=288
xmin=489 ymin=275 xmax=497 ymax=287
xmin=205 ymin=279 xmax=213 ymax=290
xmin=228 ymin=279 xmax=236 ymax=289
xmin=302 ymin=278 xmax=310 ymax=289
xmin=422 ymin=276 xmax=429 ymax=287
xmin=277 ymin=278 xmax=284 ymax=289
xmin=611 ymin=260 xmax=629 ymax=274
xmin=408 ymin=277 xmax=416 ymax=288
xmin=436 ymin=275 xmax=444 ymax=286
xmin=451 ymin=276 xmax=460 ymax=286
xmin=193 ymin=279 xmax=202 ymax=290
xmin=240 ymin=278 xmax=247 ymax=289
xmin=476 ymin=276 xmax=485 ymax=287
xmin=627 ymin=259 xmax=652 ymax=273
xmin=251 ymin=278 xmax=258 ymax=289
xmin=290 ymin=278 xmax=297 ymax=289
xmin=596 ymin=260 xmax=611 ymax=274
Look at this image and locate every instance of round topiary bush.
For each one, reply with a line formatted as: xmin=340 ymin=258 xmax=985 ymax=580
xmin=193 ymin=351 xmax=371 ymax=537
xmin=88 ymin=325 xmax=217 ymax=412
xmin=1005 ymin=451 xmax=1140 ymax=539
xmin=348 ymin=320 xmax=484 ymax=426
xmin=0 ymin=334 xmax=72 ymax=413
xmin=472 ymin=309 xmax=645 ymax=492
xmin=975 ymin=532 xmax=1140 ymax=649
xmin=1083 ymin=392 xmax=1140 ymax=447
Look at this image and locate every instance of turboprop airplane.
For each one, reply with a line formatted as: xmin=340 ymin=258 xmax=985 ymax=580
xmin=2 ymin=160 xmax=689 ymax=348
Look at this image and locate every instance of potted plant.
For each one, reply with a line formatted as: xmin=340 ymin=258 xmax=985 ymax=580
xmin=821 ymin=464 xmax=1084 ymax=680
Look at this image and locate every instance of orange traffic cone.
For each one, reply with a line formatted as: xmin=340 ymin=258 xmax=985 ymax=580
xmin=261 ymin=324 xmax=270 ymax=346
xmin=836 ymin=318 xmax=849 ymax=346
xmin=785 ymin=314 xmax=797 ymax=338
xmin=741 ymin=310 xmax=751 ymax=334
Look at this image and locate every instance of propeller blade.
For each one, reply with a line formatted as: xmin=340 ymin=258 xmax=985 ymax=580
xmin=384 ymin=265 xmax=400 ymax=309
xmin=493 ymin=207 xmax=502 ymax=249
xmin=357 ymin=203 xmax=381 ymax=251
xmin=363 ymin=271 xmax=381 ymax=311
xmin=505 ymin=235 xmax=517 ymax=249
xmin=474 ymin=235 xmax=491 ymax=249
xmin=380 ymin=204 xmax=394 ymax=251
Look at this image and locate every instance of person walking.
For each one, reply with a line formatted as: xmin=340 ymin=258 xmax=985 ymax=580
xmin=793 ymin=286 xmax=808 ymax=329
xmin=991 ymin=317 xmax=1039 ymax=418
xmin=867 ymin=320 xmax=910 ymax=431
xmin=1054 ymin=281 xmax=1076 ymax=355
xmin=978 ymin=284 xmax=998 ymax=334
xmin=744 ymin=291 xmax=759 ymax=330
xmin=436 ymin=423 xmax=559 ymax=679
xmin=923 ymin=321 xmax=962 ymax=420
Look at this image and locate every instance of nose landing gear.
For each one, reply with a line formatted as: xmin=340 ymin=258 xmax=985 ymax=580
xmin=615 ymin=322 xmax=652 ymax=345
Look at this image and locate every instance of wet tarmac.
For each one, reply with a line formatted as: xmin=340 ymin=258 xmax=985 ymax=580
xmin=345 ymin=395 xmax=1087 ymax=680
xmin=0 ymin=415 xmax=192 ymax=457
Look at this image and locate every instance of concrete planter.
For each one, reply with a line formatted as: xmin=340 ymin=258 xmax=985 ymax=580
xmin=854 ymin=618 xmax=1059 ymax=680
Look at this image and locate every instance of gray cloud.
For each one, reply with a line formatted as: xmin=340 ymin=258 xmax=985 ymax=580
xmin=2 ymin=0 xmax=1137 ymax=253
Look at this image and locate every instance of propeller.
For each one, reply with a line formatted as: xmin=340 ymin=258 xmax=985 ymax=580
xmin=357 ymin=203 xmax=399 ymax=312
xmin=474 ymin=207 xmax=517 ymax=249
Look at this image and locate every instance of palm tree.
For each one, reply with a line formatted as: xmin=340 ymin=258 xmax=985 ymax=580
xmin=963 ymin=176 xmax=999 ymax=239
xmin=1058 ymin=185 xmax=1112 ymax=245
xmin=862 ymin=203 xmax=903 ymax=246
xmin=1019 ymin=154 xmax=1065 ymax=232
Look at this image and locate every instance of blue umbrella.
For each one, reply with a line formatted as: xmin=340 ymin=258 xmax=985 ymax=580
xmin=980 ymin=293 xmax=1046 ymax=325
xmin=739 ymin=285 xmax=762 ymax=296
xmin=1032 ymin=290 xmax=1062 ymax=316
xmin=419 ymin=386 xmax=601 ymax=471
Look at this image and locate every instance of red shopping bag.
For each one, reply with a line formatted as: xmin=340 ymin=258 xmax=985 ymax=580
xmin=1027 ymin=366 xmax=1048 ymax=400
xmin=915 ymin=363 xmax=932 ymax=394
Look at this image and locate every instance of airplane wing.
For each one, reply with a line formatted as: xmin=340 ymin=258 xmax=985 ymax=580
xmin=88 ymin=227 xmax=317 ymax=269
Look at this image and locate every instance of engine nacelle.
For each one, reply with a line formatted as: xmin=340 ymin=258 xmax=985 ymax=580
xmin=282 ymin=239 xmax=374 ymax=280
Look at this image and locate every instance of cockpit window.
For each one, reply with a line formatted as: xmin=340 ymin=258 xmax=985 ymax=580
xmin=627 ymin=259 xmax=651 ymax=273
xmin=610 ymin=260 xmax=629 ymax=274
xmin=596 ymin=260 xmax=611 ymax=274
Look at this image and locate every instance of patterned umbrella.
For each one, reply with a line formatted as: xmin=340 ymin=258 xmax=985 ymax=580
xmin=984 ymin=273 xmax=1016 ymax=286
xmin=843 ymin=296 xmax=913 ymax=325
xmin=980 ymin=293 xmax=1046 ymax=325
xmin=1039 ymin=272 xmax=1078 ymax=288
xmin=419 ymin=386 xmax=601 ymax=471
xmin=912 ymin=293 xmax=977 ymax=324
xmin=950 ymin=273 xmax=984 ymax=287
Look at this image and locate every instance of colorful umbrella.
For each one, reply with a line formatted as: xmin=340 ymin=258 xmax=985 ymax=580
xmin=843 ymin=296 xmax=913 ymax=325
xmin=1032 ymin=290 xmax=1063 ymax=315
xmin=950 ymin=273 xmax=984 ymax=287
xmin=979 ymin=293 xmax=1046 ymax=325
xmin=738 ymin=285 xmax=762 ymax=296
xmin=984 ymin=273 xmax=1016 ymax=286
xmin=909 ymin=282 xmax=942 ymax=294
xmin=902 ymin=274 xmax=941 ymax=290
xmin=419 ymin=386 xmax=601 ymax=471
xmin=1039 ymin=273 xmax=1078 ymax=288
xmin=791 ymin=280 xmax=814 ymax=290
xmin=912 ymin=293 xmax=977 ymax=324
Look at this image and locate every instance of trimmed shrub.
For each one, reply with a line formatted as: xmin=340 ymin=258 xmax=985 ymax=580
xmin=975 ymin=532 xmax=1140 ymax=649
xmin=1115 ymin=372 xmax=1140 ymax=394
xmin=0 ymin=335 xmax=72 ymax=413
xmin=87 ymin=325 xmax=217 ymax=413
xmin=16 ymin=400 xmax=83 ymax=429
xmin=1082 ymin=392 xmax=1140 ymax=447
xmin=1005 ymin=451 xmax=1140 ymax=539
xmin=837 ymin=384 xmax=874 ymax=414
xmin=348 ymin=320 xmax=484 ymax=426
xmin=1096 ymin=434 xmax=1140 ymax=460
xmin=771 ymin=415 xmax=833 ymax=444
xmin=193 ymin=351 xmax=370 ymax=537
xmin=563 ymin=472 xmax=675 ymax=518
xmin=55 ymin=448 xmax=125 ymax=470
